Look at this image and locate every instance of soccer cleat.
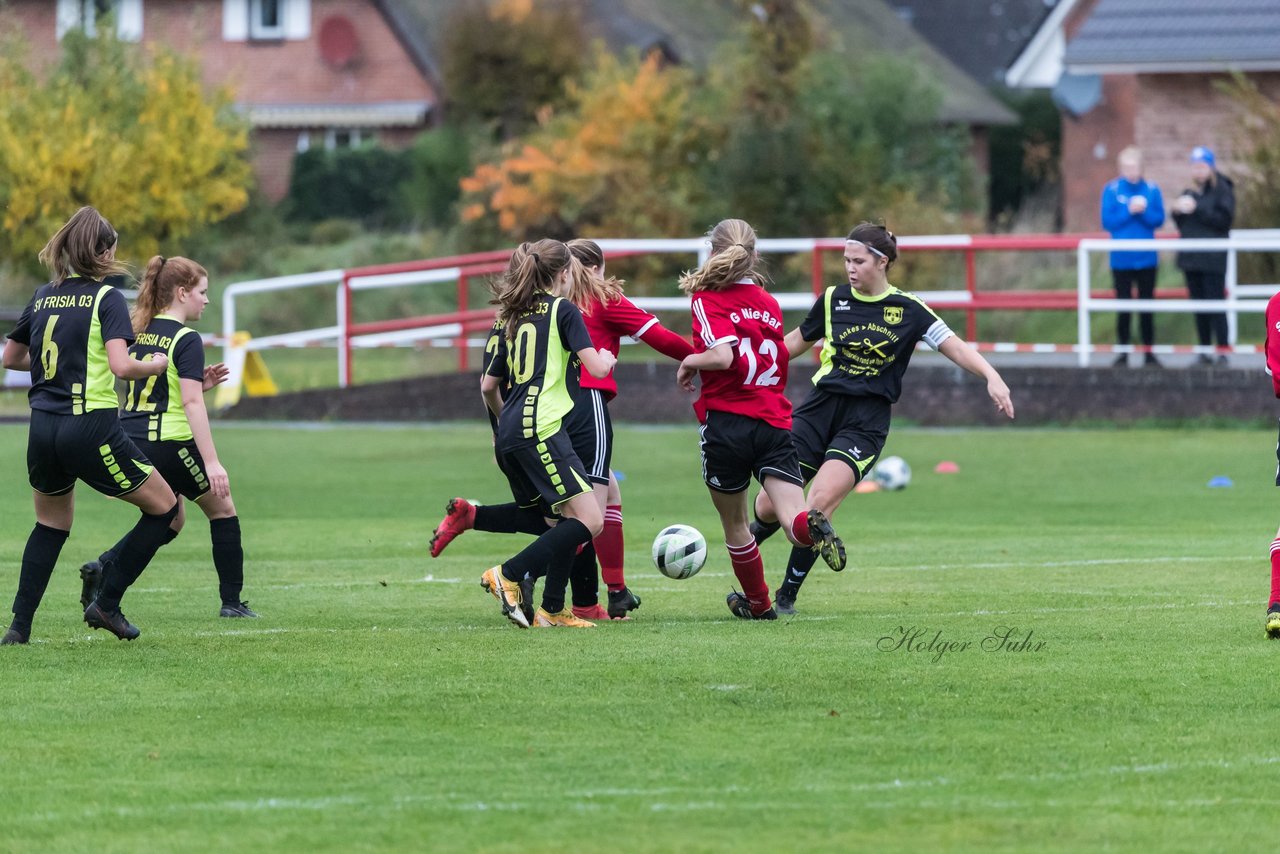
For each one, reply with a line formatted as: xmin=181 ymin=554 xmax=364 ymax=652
xmin=807 ymin=509 xmax=846 ymax=572
xmin=606 ymin=587 xmax=642 ymax=619
xmin=1 ymin=626 xmax=28 ymax=645
xmin=774 ymin=589 xmax=797 ymax=616
xmin=480 ymin=566 xmax=529 ymax=629
xmin=532 ymin=608 xmax=595 ymax=628
xmin=219 ymin=601 xmax=260 ymax=618
xmin=83 ymin=601 xmax=140 ymax=641
xmin=429 ymin=497 xmax=476 ymax=558
xmin=519 ymin=576 xmax=536 ymax=625
xmin=572 ymin=603 xmax=628 ymax=621
xmin=1266 ymin=605 xmax=1280 ymax=639
xmin=726 ymin=591 xmax=777 ymax=621
xmin=79 ymin=560 xmax=104 ymax=610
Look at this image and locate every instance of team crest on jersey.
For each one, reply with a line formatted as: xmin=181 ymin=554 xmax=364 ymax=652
xmin=883 ymin=306 xmax=903 ymax=325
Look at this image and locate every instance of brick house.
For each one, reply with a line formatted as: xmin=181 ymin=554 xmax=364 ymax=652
xmin=1 ymin=0 xmax=442 ymax=200
xmin=1005 ymin=0 xmax=1280 ymax=231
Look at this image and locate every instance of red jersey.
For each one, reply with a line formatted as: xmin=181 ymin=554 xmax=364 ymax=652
xmin=1266 ymin=292 xmax=1280 ymax=398
xmin=690 ymin=281 xmax=791 ymax=429
xmin=579 ymin=294 xmax=695 ymax=400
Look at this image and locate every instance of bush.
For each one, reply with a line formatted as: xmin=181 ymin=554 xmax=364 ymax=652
xmin=285 ymin=145 xmax=412 ymax=226
xmin=399 ymin=126 xmax=474 ymax=228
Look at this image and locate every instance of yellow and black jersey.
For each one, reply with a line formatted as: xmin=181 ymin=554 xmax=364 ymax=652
xmin=482 ymin=318 xmax=511 ymax=434
xmin=799 ymin=284 xmax=953 ymax=404
xmin=120 ymin=315 xmax=204 ymax=442
xmin=8 ymin=278 xmax=134 ymax=415
xmin=495 ymin=294 xmax=592 ymax=451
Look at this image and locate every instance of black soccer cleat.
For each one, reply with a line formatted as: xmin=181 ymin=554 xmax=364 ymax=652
xmin=806 ymin=509 xmax=846 ymax=572
xmin=84 ymin=601 xmax=140 ymax=640
xmin=1266 ymin=604 xmax=1280 ymax=639
xmin=219 ymin=601 xmax=260 ymax=618
xmin=726 ymin=590 xmax=777 ymax=621
xmin=607 ymin=587 xmax=642 ymax=619
xmin=1 ymin=625 xmax=29 ymax=645
xmin=774 ymin=589 xmax=797 ymax=616
xmin=79 ymin=560 xmax=104 ymax=610
xmin=519 ymin=576 xmax=536 ymax=625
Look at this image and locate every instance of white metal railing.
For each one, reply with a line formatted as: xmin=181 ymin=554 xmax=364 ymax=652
xmin=1076 ymin=234 xmax=1280 ymax=367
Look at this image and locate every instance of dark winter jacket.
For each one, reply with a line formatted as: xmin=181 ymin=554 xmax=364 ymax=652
xmin=1172 ymin=172 xmax=1235 ymax=274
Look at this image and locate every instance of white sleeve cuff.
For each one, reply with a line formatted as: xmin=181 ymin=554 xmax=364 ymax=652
xmin=922 ymin=319 xmax=954 ymax=351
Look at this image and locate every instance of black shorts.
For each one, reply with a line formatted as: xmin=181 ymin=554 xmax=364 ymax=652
xmin=27 ymin=409 xmax=153 ymax=498
xmin=134 ymin=438 xmax=211 ymax=501
xmin=564 ymin=388 xmax=612 ymax=485
xmin=792 ymin=389 xmax=891 ymax=483
xmin=498 ymin=431 xmax=593 ymax=515
xmin=699 ymin=410 xmax=803 ymax=494
xmin=1275 ymin=417 xmax=1280 ymax=487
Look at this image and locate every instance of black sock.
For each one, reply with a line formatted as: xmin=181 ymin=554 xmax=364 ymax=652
xmin=501 ymin=518 xmax=590 ymax=614
xmin=569 ymin=541 xmax=600 ymax=608
xmin=474 ymin=502 xmax=551 ymax=536
xmin=101 ymin=527 xmax=177 ymax=567
xmin=10 ymin=523 xmax=70 ymax=634
xmin=97 ymin=502 xmax=179 ymax=611
xmin=778 ymin=546 xmax=821 ymax=599
xmin=751 ymin=512 xmax=782 ymax=545
xmin=210 ymin=516 xmax=243 ymax=606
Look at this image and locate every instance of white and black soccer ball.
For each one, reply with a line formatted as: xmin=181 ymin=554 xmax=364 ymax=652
xmin=651 ymin=524 xmax=707 ymax=579
xmin=871 ymin=455 xmax=912 ymax=491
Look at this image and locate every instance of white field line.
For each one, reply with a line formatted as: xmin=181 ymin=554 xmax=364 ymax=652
xmin=20 ymin=756 xmax=1280 ymax=823
xmin=125 ymin=554 xmax=1259 ymax=598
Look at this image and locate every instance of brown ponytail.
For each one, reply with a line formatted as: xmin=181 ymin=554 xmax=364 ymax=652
xmin=566 ymin=238 xmax=624 ymax=312
xmin=492 ymin=239 xmax=571 ymax=340
xmin=38 ymin=206 xmax=124 ymax=286
xmin=132 ymin=255 xmax=208 ymax=334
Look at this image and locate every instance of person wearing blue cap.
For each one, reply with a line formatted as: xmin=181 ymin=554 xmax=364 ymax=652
xmin=1173 ymin=145 xmax=1235 ymax=366
xmin=1101 ymin=146 xmax=1166 ymax=367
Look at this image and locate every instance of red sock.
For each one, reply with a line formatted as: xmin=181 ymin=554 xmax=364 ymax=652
xmin=789 ymin=511 xmax=812 ymax=547
xmin=595 ymin=505 xmax=626 ymax=592
xmin=1270 ymin=538 xmax=1280 ymax=606
xmin=726 ymin=540 xmax=771 ymax=613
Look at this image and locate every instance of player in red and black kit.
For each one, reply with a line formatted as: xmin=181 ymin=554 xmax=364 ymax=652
xmin=751 ymin=223 xmax=1014 ymax=614
xmin=1 ymin=207 xmax=178 ymax=644
xmin=559 ymin=239 xmax=695 ymax=618
xmin=676 ymin=219 xmax=845 ymax=621
xmin=1262 ymin=291 xmax=1280 ymax=637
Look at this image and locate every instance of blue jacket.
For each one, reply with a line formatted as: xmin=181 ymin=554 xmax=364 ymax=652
xmin=1100 ymin=178 xmax=1165 ymax=270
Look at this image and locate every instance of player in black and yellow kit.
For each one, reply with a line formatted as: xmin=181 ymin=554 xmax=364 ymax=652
xmin=1 ymin=207 xmax=179 ymax=644
xmin=78 ymin=256 xmax=257 ymax=618
xmin=751 ymin=223 xmax=1016 ymax=614
xmin=477 ymin=239 xmax=617 ymax=628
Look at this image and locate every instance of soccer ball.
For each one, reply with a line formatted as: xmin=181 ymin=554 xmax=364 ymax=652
xmin=871 ymin=455 xmax=912 ymax=490
xmin=651 ymin=524 xmax=707 ymax=579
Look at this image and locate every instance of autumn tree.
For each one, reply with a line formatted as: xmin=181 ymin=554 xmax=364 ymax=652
xmin=443 ymin=0 xmax=585 ymax=140
xmin=459 ymin=51 xmax=707 ymax=240
xmin=0 ymin=27 xmax=251 ymax=274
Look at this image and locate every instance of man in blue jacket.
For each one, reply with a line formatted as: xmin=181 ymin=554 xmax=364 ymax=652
xmin=1101 ymin=146 xmax=1166 ymax=367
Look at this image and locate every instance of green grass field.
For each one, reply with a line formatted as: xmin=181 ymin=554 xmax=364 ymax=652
xmin=0 ymin=422 xmax=1276 ymax=852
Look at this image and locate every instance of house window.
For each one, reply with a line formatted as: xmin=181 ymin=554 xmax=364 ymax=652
xmin=325 ymin=128 xmax=364 ymax=150
xmin=249 ymin=0 xmax=285 ymax=39
xmin=57 ymin=0 xmax=142 ymax=41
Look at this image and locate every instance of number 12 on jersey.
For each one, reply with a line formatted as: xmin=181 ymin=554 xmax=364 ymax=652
xmin=738 ymin=338 xmax=780 ymax=387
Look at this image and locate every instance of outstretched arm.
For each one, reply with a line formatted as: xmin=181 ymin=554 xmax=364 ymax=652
xmin=784 ymin=327 xmax=815 ymax=359
xmin=937 ymin=336 xmax=1015 ymax=419
xmin=578 ymin=347 xmax=618 ymax=379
